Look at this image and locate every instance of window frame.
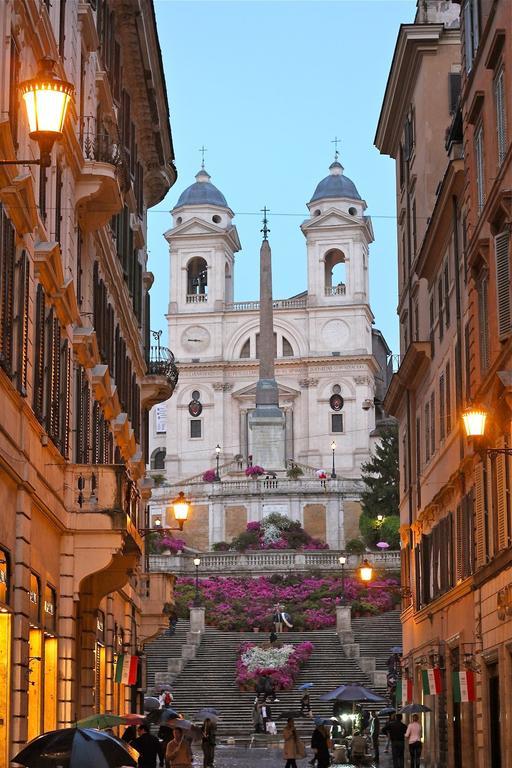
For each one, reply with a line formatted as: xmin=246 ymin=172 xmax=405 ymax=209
xmin=189 ymin=418 xmax=203 ymax=439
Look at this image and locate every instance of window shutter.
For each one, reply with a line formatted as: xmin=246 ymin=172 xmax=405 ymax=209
xmin=475 ymin=125 xmax=485 ymax=212
xmin=449 ymin=72 xmax=461 ymax=114
xmin=0 ymin=209 xmax=16 ymax=374
xmin=425 ymin=402 xmax=430 ymax=462
xmin=34 ymin=285 xmax=46 ymax=421
xmin=51 ymin=317 xmax=61 ymax=444
xmin=16 ymin=250 xmax=30 ymax=396
xmin=495 ymin=232 xmax=511 ymax=338
xmin=60 ymin=340 xmax=70 ymax=459
xmin=445 ymin=362 xmax=451 ymax=433
xmin=477 ymin=272 xmax=489 ymax=371
xmin=474 ymin=463 xmax=487 ymax=567
xmin=494 ymin=66 xmax=507 ymax=165
xmin=456 ymin=503 xmax=463 ymax=581
xmin=495 ymin=438 xmax=509 ymax=551
xmin=430 ymin=392 xmax=435 ymax=455
xmin=439 ymin=374 xmax=445 ymax=441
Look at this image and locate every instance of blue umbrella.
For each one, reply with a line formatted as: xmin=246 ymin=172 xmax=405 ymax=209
xmin=298 ymin=682 xmax=314 ymax=690
xmin=390 ymin=646 xmax=403 ymax=654
xmin=319 ymin=684 xmax=385 ymax=703
xmin=314 ymin=715 xmax=332 ymax=726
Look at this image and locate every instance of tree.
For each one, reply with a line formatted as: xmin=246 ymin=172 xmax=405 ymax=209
xmin=359 ymin=425 xmax=400 ymax=548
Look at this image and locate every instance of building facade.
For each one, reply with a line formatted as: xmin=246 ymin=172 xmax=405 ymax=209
xmin=149 ymin=159 xmax=393 ymax=550
xmin=376 ymin=1 xmax=511 ymax=766
xmin=0 ymin=0 xmax=177 ymax=760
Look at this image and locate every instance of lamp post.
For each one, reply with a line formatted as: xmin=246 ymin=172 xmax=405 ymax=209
xmin=215 ymin=444 xmax=221 ymax=481
xmin=1 ymin=58 xmax=74 ymax=168
xmin=331 ymin=441 xmax=337 ymax=479
xmin=339 ymin=554 xmax=346 ymax=603
xmin=168 ymin=491 xmax=192 ymax=531
xmin=193 ymin=557 xmax=201 ymax=606
xmin=377 ymin=514 xmax=384 ymax=526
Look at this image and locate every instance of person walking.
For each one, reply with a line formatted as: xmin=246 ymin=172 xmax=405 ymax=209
xmin=201 ymin=717 xmax=216 ymax=768
xmin=300 ymin=693 xmax=313 ymax=717
xmin=369 ymin=711 xmax=381 ymax=763
xmin=273 ymin=603 xmax=284 ymax=633
xmin=382 ymin=713 xmax=407 ymax=768
xmin=165 ymin=728 xmax=193 ymax=768
xmin=283 ymin=718 xmax=300 ymax=768
xmin=311 ymin=723 xmax=330 ymax=768
xmin=132 ymin=723 xmax=163 ymax=768
xmin=405 ymin=714 xmax=422 ymax=768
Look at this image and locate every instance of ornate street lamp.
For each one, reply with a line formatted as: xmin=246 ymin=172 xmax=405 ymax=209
xmin=339 ymin=554 xmax=346 ymax=603
xmin=358 ymin=558 xmax=374 ymax=583
xmin=1 ymin=58 xmax=74 ymax=168
xmin=215 ymin=444 xmax=221 ymax=481
xmin=461 ymin=404 xmax=512 ymax=457
xmin=193 ymin=557 xmax=201 ymax=606
xmin=168 ymin=491 xmax=191 ymax=531
xmin=331 ymin=440 xmax=337 ymax=479
xmin=461 ymin=404 xmax=488 ymax=439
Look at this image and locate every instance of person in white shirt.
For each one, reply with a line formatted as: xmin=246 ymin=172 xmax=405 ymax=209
xmin=405 ymin=714 xmax=422 ymax=768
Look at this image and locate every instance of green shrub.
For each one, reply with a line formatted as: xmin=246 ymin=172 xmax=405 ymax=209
xmin=346 ymin=538 xmax=366 ymax=555
xmin=231 ymin=530 xmax=260 ymax=552
xmin=212 ymin=541 xmax=230 ymax=551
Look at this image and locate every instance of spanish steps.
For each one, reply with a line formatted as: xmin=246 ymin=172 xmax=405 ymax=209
xmin=144 ymin=610 xmax=401 ymax=739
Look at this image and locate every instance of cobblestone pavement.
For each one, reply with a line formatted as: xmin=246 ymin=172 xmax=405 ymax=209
xmin=192 ymin=744 xmax=395 ymax=767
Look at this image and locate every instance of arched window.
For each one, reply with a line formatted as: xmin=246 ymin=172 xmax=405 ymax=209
xmin=240 ymin=339 xmax=251 ymax=359
xmin=282 ymin=337 xmax=294 ymax=357
xmin=324 ymin=249 xmax=346 ymax=295
xmin=151 ymin=448 xmax=166 ymax=470
xmin=187 ymin=257 xmax=208 ymax=296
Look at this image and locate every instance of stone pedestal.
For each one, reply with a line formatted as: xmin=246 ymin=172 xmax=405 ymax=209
xmin=336 ymin=605 xmax=352 ymax=634
xmin=248 ymin=406 xmax=286 ymax=470
xmin=190 ymin=606 xmax=205 ymax=634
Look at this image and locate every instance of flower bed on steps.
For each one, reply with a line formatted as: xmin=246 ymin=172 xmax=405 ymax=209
xmin=236 ymin=641 xmax=314 ymax=690
xmin=175 ymin=574 xmax=400 ymax=631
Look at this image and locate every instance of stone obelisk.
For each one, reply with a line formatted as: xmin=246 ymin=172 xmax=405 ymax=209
xmin=248 ymin=210 xmax=286 ymax=470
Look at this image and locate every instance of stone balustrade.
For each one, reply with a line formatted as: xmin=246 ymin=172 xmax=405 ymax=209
xmin=225 ymin=297 xmax=307 ymax=311
xmin=163 ymin=477 xmax=365 ymax=499
xmin=149 ymin=549 xmax=400 ymax=576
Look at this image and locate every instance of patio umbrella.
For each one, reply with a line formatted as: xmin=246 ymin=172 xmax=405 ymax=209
xmin=319 ymin=684 xmax=385 ymax=703
xmin=75 ymin=714 xmax=128 ymax=730
xmin=12 ymin=727 xmax=138 ymax=768
xmin=298 ymin=682 xmax=314 ymax=690
xmin=399 ymin=703 xmax=432 ymax=714
xmin=143 ymin=696 xmax=160 ymax=711
xmin=377 ymin=541 xmax=390 ymax=549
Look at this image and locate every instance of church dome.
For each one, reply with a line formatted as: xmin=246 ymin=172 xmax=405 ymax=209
xmin=309 ymin=161 xmax=361 ymax=203
xmin=174 ymin=168 xmax=228 ymax=209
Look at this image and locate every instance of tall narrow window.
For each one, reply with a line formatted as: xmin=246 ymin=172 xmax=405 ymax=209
xmin=474 ymin=124 xmax=485 ymax=213
xmin=9 ymin=38 xmax=20 ymax=147
xmin=463 ymin=0 xmax=480 ymax=72
xmin=0 ymin=207 xmax=16 ymax=376
xmin=439 ymin=374 xmax=446 ymax=442
xmin=495 ymin=231 xmax=511 ymax=339
xmin=75 ymin=365 xmax=91 ymax=463
xmin=477 ymin=270 xmax=489 ymax=372
xmin=494 ymin=66 xmax=507 ymax=166
xmin=429 ymin=296 xmax=435 ymax=357
xmin=190 ymin=420 xmax=202 ymax=439
xmin=412 ymin=199 xmax=417 ymax=257
xmin=444 ymin=263 xmax=450 ymax=327
xmin=331 ymin=413 xmax=343 ymax=433
xmin=438 ymin=277 xmax=444 ymax=341
xmin=58 ymin=0 xmax=66 ymax=57
xmin=445 ymin=361 xmax=451 ymax=434
xmin=464 ymin=322 xmax=472 ymax=400
xmin=54 ymin=164 xmax=63 ymax=243
xmin=425 ymin=402 xmax=430 ymax=463
xmin=430 ymin=392 xmax=435 ymax=455
xmin=34 ymin=285 xmax=46 ymax=421
xmin=15 ymin=250 xmax=30 ymax=396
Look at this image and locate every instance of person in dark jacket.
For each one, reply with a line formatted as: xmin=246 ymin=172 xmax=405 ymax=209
xmin=132 ymin=723 xmax=163 ymax=768
xmin=369 ymin=711 xmax=381 ymax=763
xmin=382 ymin=714 xmax=407 ymax=768
xmin=310 ymin=723 xmax=330 ymax=768
xmin=201 ymin=718 xmax=216 ymax=768
xmin=122 ymin=725 xmax=137 ymax=744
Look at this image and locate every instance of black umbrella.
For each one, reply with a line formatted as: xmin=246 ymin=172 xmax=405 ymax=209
xmin=278 ymin=710 xmax=303 ymax=720
xmin=399 ymin=703 xmax=432 ymax=714
xmin=146 ymin=707 xmax=180 ymax=725
xmin=319 ymin=684 xmax=385 ymax=703
xmin=12 ymin=727 xmax=138 ymax=768
xmin=378 ymin=707 xmax=397 ymax=716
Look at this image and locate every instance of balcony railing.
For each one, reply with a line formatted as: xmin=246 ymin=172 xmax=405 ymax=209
xmin=80 ymin=116 xmax=122 ymax=165
xmin=186 ymin=294 xmax=208 ymax=303
xmin=149 ymin=549 xmax=401 ymax=575
xmin=225 ymin=298 xmax=307 ymax=311
xmin=325 ymin=284 xmax=346 ymax=296
xmin=158 ymin=477 xmax=365 ymax=499
xmin=146 ymin=344 xmax=179 ymax=388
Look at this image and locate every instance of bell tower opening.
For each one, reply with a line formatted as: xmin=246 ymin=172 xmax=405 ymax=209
xmin=324 ymin=249 xmax=346 ymax=296
xmin=187 ymin=257 xmax=208 ymax=297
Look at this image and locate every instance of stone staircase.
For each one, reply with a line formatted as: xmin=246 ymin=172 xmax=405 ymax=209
xmin=352 ymin=610 xmax=401 ymax=672
xmin=144 ymin=610 xmax=401 ymax=739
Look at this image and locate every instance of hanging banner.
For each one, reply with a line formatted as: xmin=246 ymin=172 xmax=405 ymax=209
xmin=452 ymin=670 xmax=476 ymax=702
xmin=115 ymin=654 xmax=138 ymax=685
xmin=396 ymin=677 xmax=413 ymax=706
xmin=422 ymin=667 xmax=442 ymax=695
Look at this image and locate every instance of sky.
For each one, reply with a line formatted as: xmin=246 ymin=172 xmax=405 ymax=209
xmin=148 ymin=0 xmax=418 ymax=354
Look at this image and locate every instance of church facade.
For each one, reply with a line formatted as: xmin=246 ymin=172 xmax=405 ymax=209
xmin=149 ymin=159 xmax=392 ymax=551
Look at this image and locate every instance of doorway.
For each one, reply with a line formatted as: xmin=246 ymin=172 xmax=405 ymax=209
xmin=488 ymin=664 xmax=501 ymax=768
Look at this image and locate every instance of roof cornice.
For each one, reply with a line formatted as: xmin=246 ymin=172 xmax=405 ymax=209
xmin=375 ymin=24 xmax=459 ymax=156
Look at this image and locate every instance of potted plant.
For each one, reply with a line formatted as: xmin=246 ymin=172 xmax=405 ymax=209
xmin=286 ymin=464 xmax=304 ymax=480
xmin=202 ymin=468 xmax=217 ymax=483
xmin=245 ymin=465 xmax=265 ymax=479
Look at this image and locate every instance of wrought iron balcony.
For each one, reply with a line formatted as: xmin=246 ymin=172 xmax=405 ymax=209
xmin=80 ymin=116 xmax=122 ymax=166
xmin=141 ymin=331 xmax=179 ymax=408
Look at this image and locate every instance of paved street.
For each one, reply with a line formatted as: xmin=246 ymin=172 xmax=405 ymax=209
xmin=191 ymin=744 xmax=394 ymax=767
